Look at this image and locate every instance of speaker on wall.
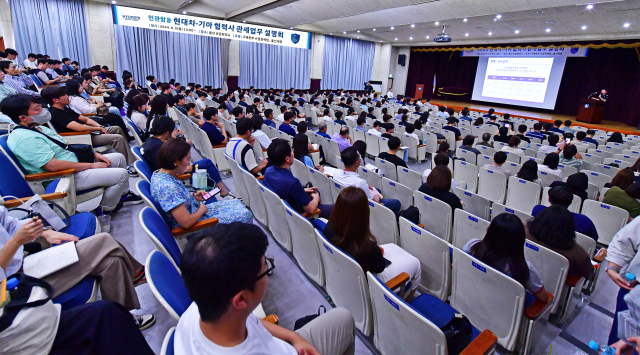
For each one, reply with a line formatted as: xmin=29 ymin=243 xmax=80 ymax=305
xmin=398 ymin=54 xmax=406 ymax=66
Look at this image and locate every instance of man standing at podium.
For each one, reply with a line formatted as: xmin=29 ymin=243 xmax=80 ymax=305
xmin=597 ymin=89 xmax=608 ymax=102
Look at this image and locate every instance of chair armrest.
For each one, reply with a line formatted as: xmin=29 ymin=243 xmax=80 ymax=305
xmin=594 ymin=248 xmax=607 ymax=263
xmin=257 ymin=176 xmax=264 ymax=181
xmin=43 ymin=84 xmax=60 ymax=88
xmin=212 ymin=144 xmax=226 ymax=148
xmin=460 ymin=330 xmax=498 ymax=355
xmin=525 ymin=291 xmax=554 ymax=320
xmin=263 ymin=148 xmax=268 ymax=152
xmin=57 ymin=131 xmax=92 ymax=136
xmin=385 ymin=272 xmax=410 ymax=292
xmin=566 ymin=275 xmax=582 ymax=287
xmin=3 ymin=192 xmax=69 ymax=208
xmin=302 ymin=208 xmax=321 ymax=218
xmin=83 ymin=113 xmax=97 ymax=116
xmin=171 ymin=218 xmax=219 ymax=236
xmin=176 ymin=173 xmax=191 ymax=180
xmin=25 ymin=169 xmax=76 ymax=181
xmin=418 ymin=224 xmax=425 ymax=229
xmin=418 ymin=144 xmax=426 ymax=147
xmin=263 ymin=314 xmax=279 ymax=325
xmin=310 ymin=149 xmax=320 ymax=153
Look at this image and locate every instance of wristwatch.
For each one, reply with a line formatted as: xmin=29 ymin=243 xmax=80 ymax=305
xmin=605 ymin=266 xmax=621 ymax=273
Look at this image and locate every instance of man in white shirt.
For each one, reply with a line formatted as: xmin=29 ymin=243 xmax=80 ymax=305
xmin=23 ymin=53 xmax=38 ymax=70
xmin=174 ymin=223 xmax=356 ymax=355
xmin=196 ymin=92 xmax=207 ymax=111
xmin=435 ymin=106 xmax=449 ymax=119
xmin=333 ymin=147 xmax=401 ymax=215
xmin=538 ymin=134 xmax=561 ymax=154
xmin=386 ymin=88 xmax=394 ymax=98
xmin=483 ymin=151 xmax=511 ymax=178
xmin=251 ymin=115 xmax=272 ymax=149
xmin=225 ymin=117 xmax=268 ymax=176
xmin=276 ymin=105 xmax=286 ymax=121
xmin=367 ymin=121 xmax=383 ymax=136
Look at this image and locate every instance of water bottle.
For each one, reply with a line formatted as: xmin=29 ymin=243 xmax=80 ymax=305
xmin=192 ymin=168 xmax=209 ymax=190
xmin=589 ymin=340 xmax=615 ymax=355
xmin=624 ymin=273 xmax=636 ymax=284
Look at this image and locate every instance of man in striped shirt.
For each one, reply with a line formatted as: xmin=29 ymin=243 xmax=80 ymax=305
xmin=0 ymin=70 xmax=18 ymax=103
xmin=0 ymin=61 xmax=39 ymax=98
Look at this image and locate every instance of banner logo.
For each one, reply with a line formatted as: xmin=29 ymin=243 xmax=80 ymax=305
xmin=291 ymin=33 xmax=300 ymax=44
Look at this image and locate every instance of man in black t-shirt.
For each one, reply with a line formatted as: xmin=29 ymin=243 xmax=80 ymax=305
xmin=43 ymin=86 xmax=135 ymax=165
xmin=378 ymin=137 xmax=407 ymax=168
xmin=381 ymin=123 xmax=395 ymax=140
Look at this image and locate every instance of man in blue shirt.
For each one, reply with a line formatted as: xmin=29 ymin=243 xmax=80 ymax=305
xmin=459 ymin=135 xmax=481 ymax=155
xmin=366 ymin=107 xmax=376 ymax=120
xmin=582 ymin=129 xmax=599 ymax=148
xmin=201 ymin=107 xmax=228 ymax=146
xmin=482 ymin=108 xmax=495 ymax=119
xmin=279 ymin=112 xmax=297 ymax=136
xmin=531 ymin=187 xmax=599 ymax=242
xmin=238 ymin=96 xmax=248 ymax=107
xmin=442 ymin=117 xmax=462 ymax=141
xmin=548 ymin=120 xmax=564 ymax=134
xmin=264 ymin=139 xmax=333 ymax=218
xmin=263 ymin=109 xmax=276 ymax=128
xmin=526 ymin=122 xmax=546 ymax=141
xmin=317 ymin=122 xmax=331 ymax=139
xmin=333 ymin=111 xmax=347 ymax=126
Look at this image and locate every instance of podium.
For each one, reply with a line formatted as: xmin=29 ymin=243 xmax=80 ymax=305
xmin=415 ymin=84 xmax=424 ymax=99
xmin=577 ymin=98 xmax=605 ymax=124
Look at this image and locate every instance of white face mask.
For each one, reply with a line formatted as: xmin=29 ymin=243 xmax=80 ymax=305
xmin=31 ymin=109 xmax=52 ymax=125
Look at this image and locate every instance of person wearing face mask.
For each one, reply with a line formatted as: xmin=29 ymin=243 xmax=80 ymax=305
xmin=2 ymin=94 xmax=142 ymax=215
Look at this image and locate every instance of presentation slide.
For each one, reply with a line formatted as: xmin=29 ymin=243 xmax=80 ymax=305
xmin=471 ymin=56 xmax=567 ymax=110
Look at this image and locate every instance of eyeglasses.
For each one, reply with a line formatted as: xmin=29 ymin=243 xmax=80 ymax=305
xmin=254 ymin=257 xmax=275 ymax=282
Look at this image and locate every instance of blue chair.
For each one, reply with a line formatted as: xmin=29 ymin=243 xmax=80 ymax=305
xmin=125 ymin=119 xmax=144 ymax=147
xmin=137 ymin=180 xmax=165 ymax=217
xmin=134 ymin=160 xmax=153 ymax=183
xmin=160 ymin=327 xmax=175 ymax=355
xmin=140 ymin=207 xmax=182 ymax=269
xmin=52 ymin=276 xmax=99 ymax=311
xmin=131 ymin=145 xmax=144 ymax=162
xmin=29 ymin=74 xmax=44 ymax=88
xmin=145 ymin=251 xmax=192 ymax=322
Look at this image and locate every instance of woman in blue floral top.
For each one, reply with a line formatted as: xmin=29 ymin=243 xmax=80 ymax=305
xmin=150 ymin=139 xmax=252 ymax=229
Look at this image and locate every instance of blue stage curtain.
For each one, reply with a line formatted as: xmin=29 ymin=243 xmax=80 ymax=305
xmin=239 ymin=41 xmax=311 ymax=89
xmin=321 ymin=35 xmax=374 ymax=90
xmin=10 ymin=0 xmax=91 ymax=66
xmin=114 ymin=25 xmax=228 ymax=88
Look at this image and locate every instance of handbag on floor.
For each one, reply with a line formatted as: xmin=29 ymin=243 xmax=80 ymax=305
xmin=441 ymin=313 xmax=474 ymax=355
xmin=294 ymin=305 xmax=326 ymax=330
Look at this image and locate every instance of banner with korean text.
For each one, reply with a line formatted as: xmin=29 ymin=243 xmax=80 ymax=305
xmin=462 ymin=46 xmax=588 ymax=57
xmin=111 ymin=5 xmax=312 ymax=49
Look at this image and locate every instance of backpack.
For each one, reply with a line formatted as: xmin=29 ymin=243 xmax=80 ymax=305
xmin=398 ymin=205 xmax=420 ymax=224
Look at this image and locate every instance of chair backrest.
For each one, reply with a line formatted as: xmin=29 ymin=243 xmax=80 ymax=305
xmin=398 ymin=218 xmax=451 ymax=301
xmin=454 ymin=188 xmax=491 ymax=220
xmin=538 ymin=170 xmax=561 ymax=187
xmin=595 ymin=163 xmax=623 ymax=176
xmin=137 ymin=180 xmax=165 ymax=218
xmin=413 ymin=190 xmax=453 ymax=242
xmin=160 ymin=327 xmax=176 ymax=355
xmin=451 ymin=248 xmax=525 ymax=351
xmin=378 ymin=137 xmax=390 ymax=154
xmin=365 ymin=133 xmax=381 ymax=156
xmin=367 ymin=272 xmax=449 ymax=355
xmin=491 ymin=202 xmax=533 ymax=224
xmin=380 ymin=177 xmax=412 ymax=211
xmin=523 ymin=240 xmax=569 ymax=314
xmin=282 ymin=202 xmax=325 ymax=286
xmin=476 ymin=145 xmax=495 ymax=157
xmin=124 ymin=119 xmax=144 ymax=147
xmin=582 ymin=153 xmax=603 ymax=166
xmin=581 ymin=200 xmax=629 ymax=245
xmin=326 ymin=139 xmax=341 ymax=167
xmin=0 ymin=149 xmax=34 ymax=199
xmin=307 ymin=167 xmax=333 ymax=205
xmin=330 ymin=178 xmax=348 ymax=204
xmin=477 ymin=167 xmax=508 ymax=204
xmin=453 ymin=160 xmax=479 ymax=193
xmin=316 ymin=230 xmax=373 ymax=336
xmin=224 ymin=154 xmax=251 ymax=205
xmin=140 ymin=207 xmax=182 ymax=270
xmin=145 ymin=251 xmax=192 ymax=322
xmin=134 ymin=160 xmax=153 ymax=183
xmin=423 ymin=132 xmax=438 ymax=154
xmin=258 ymin=181 xmax=292 ymax=251
xmin=575 ymin=232 xmax=596 ymax=258
xmin=505 ymin=177 xmax=541 ymax=214
xmin=367 ymin=198 xmax=399 ymax=245
xmin=290 ymin=158 xmax=310 ymax=186
xmin=452 ymin=208 xmax=490 ymax=250
xmin=456 ymin=148 xmax=477 ymax=165
xmin=540 ymin=187 xmax=581 ymax=213
xmin=131 ymin=145 xmax=144 ymax=162
xmin=397 ymin=166 xmax=422 ymax=191
xmin=503 ymin=161 xmax=521 ymax=176
xmin=358 ymin=166 xmax=382 ymax=190
xmin=241 ymin=170 xmax=268 ymax=226
xmin=582 ymin=170 xmax=611 ymax=191
xmin=376 ymin=158 xmax=398 ymax=181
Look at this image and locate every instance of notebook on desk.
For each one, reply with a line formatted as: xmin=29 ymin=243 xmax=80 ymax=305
xmin=23 ymin=242 xmax=79 ymax=279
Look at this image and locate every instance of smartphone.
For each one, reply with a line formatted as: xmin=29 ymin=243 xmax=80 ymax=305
xmin=202 ymin=187 xmax=221 ymax=201
xmin=503 ymin=123 xmax=510 ymax=128
xmin=565 ymin=138 xmax=571 ymax=144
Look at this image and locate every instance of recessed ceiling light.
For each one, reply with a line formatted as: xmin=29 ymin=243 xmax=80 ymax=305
xmin=435 ymin=21 xmax=439 ymax=25
xmin=581 ymin=25 xmax=587 ymax=30
xmin=242 ymin=20 xmax=246 ymax=23
xmin=111 ymin=0 xmax=116 ymax=3
xmin=426 ymin=35 xmax=430 ymax=38
xmin=586 ymin=4 xmax=593 ymax=10
xmin=463 ymin=18 xmax=468 ymax=22
xmin=411 ymin=24 xmax=415 ymax=28
xmin=465 ymin=33 xmax=469 ymax=36
xmin=390 ymin=26 xmax=394 ymax=30
xmin=494 ymin=18 xmax=497 ymax=21
xmin=624 ymin=23 xmax=630 ymax=28
xmin=546 ymin=21 xmax=554 ymax=24
xmin=409 ymin=37 xmax=413 ymax=40
xmin=330 ymin=33 xmax=332 ymax=35
xmin=496 ymin=14 xmax=502 ymax=19
xmin=373 ymin=28 xmax=376 ymax=31
xmin=289 ymin=27 xmax=293 ymax=29
xmin=488 ymin=32 xmax=492 ymax=35
xmin=536 ymin=11 xmax=543 ymax=14
xmin=514 ymin=30 xmax=519 ymax=34
xmin=182 ymin=11 xmax=187 ymax=14
xmin=357 ymin=36 xmax=360 ymax=38
xmin=546 ymin=28 xmax=551 ymax=32
xmin=357 ymin=30 xmax=360 ymax=33
xmin=395 ymin=38 xmax=398 ymax=41
xmin=343 ymin=31 xmax=346 ymax=34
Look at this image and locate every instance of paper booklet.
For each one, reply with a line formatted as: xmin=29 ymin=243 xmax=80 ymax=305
xmin=322 ymin=166 xmax=340 ymax=177
xmin=23 ymin=242 xmax=79 ymax=279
